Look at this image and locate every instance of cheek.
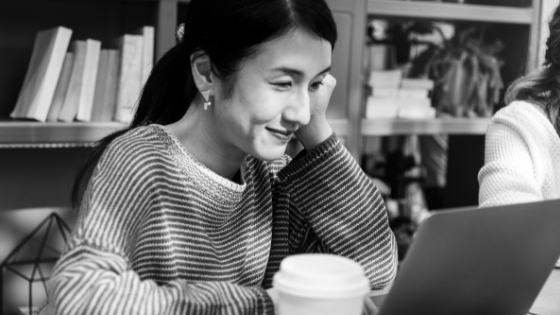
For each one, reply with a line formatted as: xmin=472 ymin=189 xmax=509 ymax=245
xmin=235 ymin=88 xmax=284 ymax=125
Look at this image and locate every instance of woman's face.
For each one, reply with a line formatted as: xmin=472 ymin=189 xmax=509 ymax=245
xmin=213 ymin=28 xmax=332 ymax=161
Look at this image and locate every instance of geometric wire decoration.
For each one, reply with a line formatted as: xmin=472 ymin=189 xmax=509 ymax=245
xmin=0 ymin=212 xmax=71 ymax=315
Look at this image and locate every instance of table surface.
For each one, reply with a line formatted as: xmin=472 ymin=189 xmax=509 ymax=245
xmin=369 ymin=269 xmax=560 ymax=315
xmin=529 ymin=269 xmax=560 ymax=315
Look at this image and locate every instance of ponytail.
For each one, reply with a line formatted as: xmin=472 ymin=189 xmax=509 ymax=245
xmin=71 ymin=0 xmax=339 ymax=208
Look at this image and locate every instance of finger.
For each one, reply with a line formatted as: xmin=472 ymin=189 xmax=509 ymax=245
xmin=363 ymin=296 xmax=379 ymax=315
xmin=324 ymin=73 xmax=337 ymax=89
xmin=266 ymin=288 xmax=279 ymax=315
xmin=265 ymin=287 xmax=279 ymax=305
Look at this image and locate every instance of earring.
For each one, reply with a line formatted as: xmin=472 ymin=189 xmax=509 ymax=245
xmin=201 ymin=90 xmax=212 ymax=110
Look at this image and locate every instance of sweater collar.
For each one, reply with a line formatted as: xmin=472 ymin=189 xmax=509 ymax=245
xmin=153 ymin=124 xmax=247 ymax=207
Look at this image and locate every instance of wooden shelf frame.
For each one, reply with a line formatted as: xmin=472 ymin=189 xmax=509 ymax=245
xmin=367 ymin=0 xmax=534 ymax=24
xmin=0 ymin=121 xmax=126 ymax=148
xmin=0 ymin=0 xmax=541 ymax=152
xmin=361 ymin=118 xmax=491 ymax=136
xmin=0 ymin=118 xmax=490 ymax=147
xmin=0 ymin=120 xmax=350 ymax=146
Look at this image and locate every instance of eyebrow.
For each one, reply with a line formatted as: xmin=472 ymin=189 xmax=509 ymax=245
xmin=271 ymin=66 xmax=331 ymax=77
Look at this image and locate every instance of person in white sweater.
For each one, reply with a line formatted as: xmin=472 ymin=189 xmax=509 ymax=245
xmin=478 ymin=4 xmax=560 ymax=208
xmin=478 ymin=101 xmax=560 ymax=207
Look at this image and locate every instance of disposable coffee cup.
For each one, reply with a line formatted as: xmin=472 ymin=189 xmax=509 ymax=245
xmin=272 ymin=254 xmax=370 ymax=315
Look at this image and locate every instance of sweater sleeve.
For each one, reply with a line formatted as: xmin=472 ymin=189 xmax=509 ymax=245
xmin=478 ymin=114 xmax=543 ymax=208
xmin=275 ymin=134 xmax=398 ymax=290
xmin=40 ymin=140 xmax=274 ymax=315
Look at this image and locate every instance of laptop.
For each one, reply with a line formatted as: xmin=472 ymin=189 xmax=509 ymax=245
xmin=377 ymin=199 xmax=560 ymax=315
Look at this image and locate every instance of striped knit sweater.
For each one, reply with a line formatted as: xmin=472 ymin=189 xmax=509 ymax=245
xmin=40 ymin=124 xmax=398 ymax=315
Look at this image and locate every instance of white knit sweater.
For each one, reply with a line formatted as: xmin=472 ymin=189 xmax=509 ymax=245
xmin=478 ymin=100 xmax=560 ymax=208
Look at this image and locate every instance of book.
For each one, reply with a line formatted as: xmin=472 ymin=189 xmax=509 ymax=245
xmin=114 ymin=34 xmax=143 ymax=124
xmin=400 ymin=78 xmax=434 ymax=90
xmin=58 ymin=39 xmax=101 ymax=122
xmin=91 ymin=49 xmax=120 ymax=122
xmin=46 ymin=52 xmax=74 ymax=122
xmin=10 ymin=26 xmax=73 ymax=122
xmin=57 ymin=41 xmax=86 ymax=122
xmin=398 ymin=103 xmax=436 ymax=119
xmin=372 ymin=87 xmax=399 ymax=98
xmin=368 ymin=69 xmax=402 ymax=89
xmin=135 ymin=26 xmax=154 ymax=85
xmin=365 ymin=96 xmax=399 ymax=119
xmin=368 ymin=44 xmax=390 ymax=71
xmin=76 ymin=39 xmax=101 ymax=122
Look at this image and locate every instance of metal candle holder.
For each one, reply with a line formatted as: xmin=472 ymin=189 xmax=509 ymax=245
xmin=0 ymin=212 xmax=71 ymax=315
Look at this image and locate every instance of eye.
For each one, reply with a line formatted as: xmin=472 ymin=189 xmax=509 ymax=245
xmin=310 ymin=81 xmax=324 ymax=91
xmin=272 ymin=81 xmax=292 ymax=89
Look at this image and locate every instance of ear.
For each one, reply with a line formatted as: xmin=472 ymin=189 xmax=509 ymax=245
xmin=191 ymin=52 xmax=214 ymax=93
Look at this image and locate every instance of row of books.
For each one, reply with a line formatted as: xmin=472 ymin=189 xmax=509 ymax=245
xmin=11 ymin=25 xmax=154 ymax=124
xmin=365 ymin=69 xmax=436 ymax=120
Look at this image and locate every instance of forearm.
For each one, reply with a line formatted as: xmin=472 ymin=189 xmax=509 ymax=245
xmin=42 ymin=244 xmax=274 ymax=315
xmin=278 ymin=136 xmax=398 ymax=289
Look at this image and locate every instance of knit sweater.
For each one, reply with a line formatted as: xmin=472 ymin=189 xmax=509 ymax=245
xmin=40 ymin=125 xmax=398 ymax=315
xmin=479 ymin=100 xmax=560 ymax=208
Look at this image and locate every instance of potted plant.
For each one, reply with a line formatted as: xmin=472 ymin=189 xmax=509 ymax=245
xmin=408 ymin=24 xmax=505 ymax=118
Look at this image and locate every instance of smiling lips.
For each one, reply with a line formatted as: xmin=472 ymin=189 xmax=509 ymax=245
xmin=266 ymin=127 xmax=295 ymax=142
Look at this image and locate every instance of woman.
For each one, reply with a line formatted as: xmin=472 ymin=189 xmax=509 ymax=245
xmin=40 ymin=0 xmax=397 ymax=314
xmin=478 ymin=4 xmax=560 ymax=208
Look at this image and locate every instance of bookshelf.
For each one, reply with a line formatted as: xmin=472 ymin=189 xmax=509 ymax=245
xmin=0 ymin=0 xmax=179 ymax=215
xmin=0 ymin=1 xmax=547 ymax=197
xmin=362 ymin=0 xmax=543 ymax=208
xmin=356 ymin=0 xmax=546 ymax=152
xmin=361 ymin=118 xmax=491 ymax=136
xmin=0 ymin=121 xmax=126 ymax=148
xmin=367 ymin=0 xmax=534 ymax=24
xmin=0 ymin=0 xmax=177 ymax=147
xmin=0 ymin=0 xmax=542 ymax=149
xmin=305 ymin=0 xmax=543 ymax=162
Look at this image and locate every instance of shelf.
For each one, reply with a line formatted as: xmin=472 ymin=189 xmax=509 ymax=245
xmin=0 ymin=121 xmax=126 ymax=148
xmin=0 ymin=119 xmax=352 ymax=147
xmin=368 ymin=0 xmax=533 ymax=24
xmin=0 ymin=118 xmax=490 ymax=147
xmin=361 ymin=118 xmax=491 ymax=136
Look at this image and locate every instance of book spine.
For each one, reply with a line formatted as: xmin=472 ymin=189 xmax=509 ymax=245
xmin=115 ymin=35 xmax=143 ymax=124
xmin=10 ymin=29 xmax=49 ymax=119
xmin=58 ymin=40 xmax=87 ymax=122
xmin=33 ymin=27 xmax=73 ymax=121
xmin=91 ymin=49 xmax=119 ymax=122
xmin=104 ymin=50 xmax=120 ymax=121
xmin=47 ymin=52 xmax=75 ymax=122
xmin=76 ymin=39 xmax=101 ymax=122
xmin=140 ymin=26 xmax=154 ymax=86
xmin=11 ymin=26 xmax=72 ymax=121
xmin=91 ymin=50 xmax=110 ymax=122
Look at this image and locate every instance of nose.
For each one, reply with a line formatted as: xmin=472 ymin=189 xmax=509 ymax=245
xmin=282 ymin=88 xmax=311 ymax=126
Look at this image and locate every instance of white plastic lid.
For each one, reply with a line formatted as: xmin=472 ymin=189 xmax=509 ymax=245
xmin=272 ymin=254 xmax=370 ymax=299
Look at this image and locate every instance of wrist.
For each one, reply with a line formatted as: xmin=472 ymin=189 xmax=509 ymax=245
xmin=296 ymin=118 xmax=333 ymax=151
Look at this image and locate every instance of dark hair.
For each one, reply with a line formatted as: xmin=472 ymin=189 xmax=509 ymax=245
xmin=71 ymin=0 xmax=338 ymax=207
xmin=505 ymin=4 xmax=560 ymax=136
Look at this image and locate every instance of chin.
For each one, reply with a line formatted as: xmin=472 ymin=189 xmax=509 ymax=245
xmin=252 ymin=145 xmax=287 ymax=161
